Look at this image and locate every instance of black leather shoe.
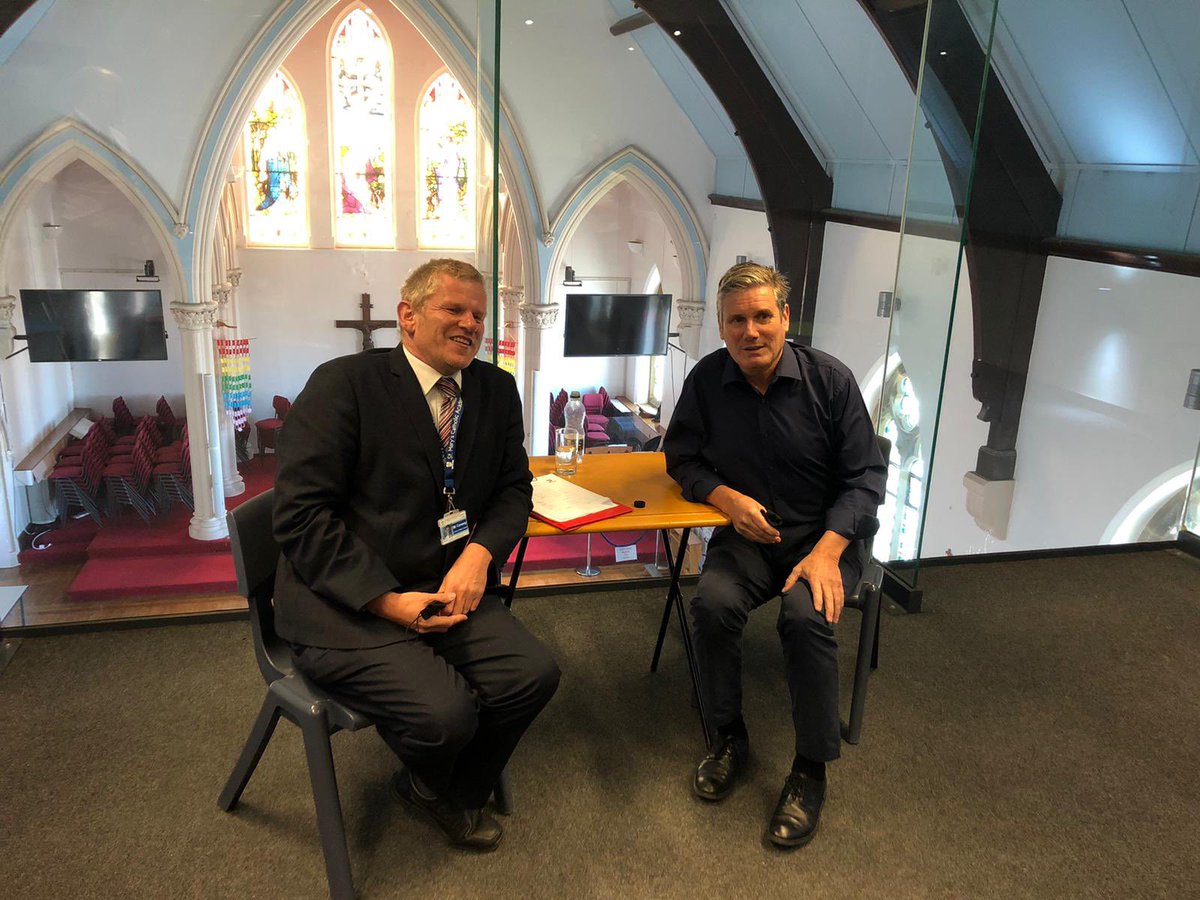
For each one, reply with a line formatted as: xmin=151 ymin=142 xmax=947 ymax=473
xmin=767 ymin=771 xmax=825 ymax=849
xmin=390 ymin=771 xmax=503 ymax=851
xmin=693 ymin=734 xmax=749 ymax=801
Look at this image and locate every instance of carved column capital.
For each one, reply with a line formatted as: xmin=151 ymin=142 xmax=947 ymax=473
xmin=519 ymin=302 xmax=560 ymax=330
xmin=0 ymin=294 xmax=15 ymax=328
xmin=211 ymin=284 xmax=232 ymax=306
xmin=227 ymin=268 xmax=242 ymax=288
xmin=675 ymin=300 xmax=706 ymax=328
xmin=170 ymin=301 xmax=219 ymax=331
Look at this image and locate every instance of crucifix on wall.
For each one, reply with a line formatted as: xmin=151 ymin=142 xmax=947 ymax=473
xmin=335 ymin=293 xmax=397 ymax=351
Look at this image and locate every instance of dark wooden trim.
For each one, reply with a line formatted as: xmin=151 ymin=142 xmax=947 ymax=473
xmin=3 ymin=607 xmax=249 ymax=639
xmin=708 ymin=193 xmax=765 ymax=213
xmin=1178 ymin=530 xmax=1200 ymax=560
xmin=610 ymin=12 xmax=653 ymax=36
xmin=887 ymin=540 xmax=1177 ymax=572
xmin=1044 ymin=239 xmax=1200 ymax=279
xmin=639 ymin=0 xmax=832 ymax=345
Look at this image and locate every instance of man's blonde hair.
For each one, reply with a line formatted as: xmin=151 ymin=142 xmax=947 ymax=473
xmin=401 ymin=258 xmax=484 ymax=312
xmin=716 ymin=262 xmax=790 ymax=319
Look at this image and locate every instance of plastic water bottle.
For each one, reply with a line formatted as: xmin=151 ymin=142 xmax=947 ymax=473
xmin=564 ymin=391 xmax=586 ymax=462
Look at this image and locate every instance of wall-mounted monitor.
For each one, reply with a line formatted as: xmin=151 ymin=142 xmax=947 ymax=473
xmin=18 ymin=289 xmax=168 ymax=363
xmin=563 ymin=293 xmax=672 ymax=357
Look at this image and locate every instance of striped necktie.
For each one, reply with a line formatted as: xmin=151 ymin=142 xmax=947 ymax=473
xmin=436 ymin=376 xmax=459 ymax=449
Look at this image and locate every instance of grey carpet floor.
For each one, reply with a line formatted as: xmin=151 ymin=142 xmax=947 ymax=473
xmin=1 ymin=550 xmax=1198 ymax=899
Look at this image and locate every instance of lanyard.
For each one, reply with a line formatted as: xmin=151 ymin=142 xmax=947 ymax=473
xmin=441 ymin=393 xmax=464 ymax=505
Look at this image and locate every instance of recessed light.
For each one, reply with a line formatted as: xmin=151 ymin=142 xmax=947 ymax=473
xmin=628 ymin=46 xmax=636 ymax=51
xmin=524 ymin=19 xmax=533 ymax=25
xmin=673 ymin=30 xmax=681 ymax=36
xmin=939 ymin=50 xmax=947 ymax=56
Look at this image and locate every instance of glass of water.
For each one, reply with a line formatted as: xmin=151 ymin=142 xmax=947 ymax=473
xmin=555 ymin=427 xmax=581 ymax=476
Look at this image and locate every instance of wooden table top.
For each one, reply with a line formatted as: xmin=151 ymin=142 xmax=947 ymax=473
xmin=526 ymin=453 xmax=728 ymax=537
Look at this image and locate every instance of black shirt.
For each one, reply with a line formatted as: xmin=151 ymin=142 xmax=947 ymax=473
xmin=664 ymin=343 xmax=886 ymax=542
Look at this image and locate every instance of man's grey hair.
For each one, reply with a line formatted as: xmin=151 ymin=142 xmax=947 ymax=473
xmin=401 ymin=258 xmax=484 ymax=312
xmin=716 ymin=262 xmax=790 ymax=319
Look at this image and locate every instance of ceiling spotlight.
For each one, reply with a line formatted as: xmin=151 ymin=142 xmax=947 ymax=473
xmin=628 ymin=45 xmax=636 ymax=51
xmin=524 ymin=18 xmax=533 ymax=25
xmin=673 ymin=30 xmax=681 ymax=36
xmin=939 ymin=50 xmax=947 ymax=56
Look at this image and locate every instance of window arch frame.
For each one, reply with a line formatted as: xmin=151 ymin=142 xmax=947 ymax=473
xmin=327 ymin=2 xmax=397 ymax=249
xmin=415 ymin=67 xmax=477 ymax=250
xmin=242 ymin=64 xmax=310 ymax=248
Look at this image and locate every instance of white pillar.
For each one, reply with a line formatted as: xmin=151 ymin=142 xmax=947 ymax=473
xmin=499 ymin=284 xmax=524 ymax=394
xmin=675 ymin=299 xmax=706 ymax=361
xmin=170 ymin=300 xmax=227 ymax=540
xmin=0 ymin=294 xmax=19 ymax=566
xmin=519 ymin=301 xmax=560 ymax=456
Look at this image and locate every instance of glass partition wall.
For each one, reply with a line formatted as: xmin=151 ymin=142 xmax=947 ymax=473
xmin=874 ymin=0 xmax=997 ymax=591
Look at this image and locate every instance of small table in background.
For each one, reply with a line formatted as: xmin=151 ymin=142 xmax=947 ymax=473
xmin=507 ymin=454 xmax=729 ymax=745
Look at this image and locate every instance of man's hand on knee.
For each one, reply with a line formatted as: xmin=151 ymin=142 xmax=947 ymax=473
xmin=781 ymin=531 xmax=851 ymax=624
xmin=438 ymin=542 xmax=492 ymax=615
xmin=367 ymin=590 xmax=466 ymax=633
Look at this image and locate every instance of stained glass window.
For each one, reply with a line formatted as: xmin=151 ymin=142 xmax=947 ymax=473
xmin=331 ymin=8 xmax=393 ymax=246
xmin=244 ymin=69 xmax=307 ymax=246
xmin=418 ymin=72 xmax=475 ymax=248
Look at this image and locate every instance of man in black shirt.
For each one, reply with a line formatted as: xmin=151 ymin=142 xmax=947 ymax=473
xmin=664 ymin=262 xmax=885 ymax=849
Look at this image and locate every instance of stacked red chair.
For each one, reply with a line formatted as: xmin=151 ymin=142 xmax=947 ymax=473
xmin=112 ymin=395 xmax=137 ymax=436
xmin=581 ymin=388 xmax=611 ymax=448
xmin=254 ymin=395 xmax=291 ymax=457
xmin=102 ymin=418 xmax=160 ymax=522
xmin=548 ymin=390 xmax=568 ymax=451
xmin=155 ymin=395 xmax=178 ymax=442
xmin=48 ymin=429 xmax=105 ymax=527
xmin=154 ymin=431 xmax=193 ymax=511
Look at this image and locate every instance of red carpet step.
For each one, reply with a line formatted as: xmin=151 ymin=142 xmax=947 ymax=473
xmin=68 ymin=553 xmax=237 ymax=601
xmin=86 ymin=508 xmax=230 ymax=558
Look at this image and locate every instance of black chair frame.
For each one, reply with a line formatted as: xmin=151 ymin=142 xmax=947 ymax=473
xmin=219 ymin=489 xmax=512 ymax=899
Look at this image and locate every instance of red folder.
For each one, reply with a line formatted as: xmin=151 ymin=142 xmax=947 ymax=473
xmin=531 ymin=501 xmax=633 ymax=532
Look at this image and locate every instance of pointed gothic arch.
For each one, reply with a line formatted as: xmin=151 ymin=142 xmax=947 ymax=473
xmin=541 ymin=146 xmax=707 ymax=311
xmin=0 ymin=120 xmax=186 ymax=301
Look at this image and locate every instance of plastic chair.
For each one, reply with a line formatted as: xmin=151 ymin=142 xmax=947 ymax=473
xmin=219 ymin=488 xmax=372 ymax=900
xmin=220 ymin=489 xmax=512 ymax=898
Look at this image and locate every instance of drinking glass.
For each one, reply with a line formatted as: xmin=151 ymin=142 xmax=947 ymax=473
xmin=555 ymin=427 xmax=581 ymax=476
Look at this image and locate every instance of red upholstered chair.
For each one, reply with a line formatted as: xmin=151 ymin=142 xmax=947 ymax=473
xmin=112 ymin=396 xmax=136 ymax=435
xmin=582 ymin=391 xmax=610 ymax=430
xmin=255 ymin=395 xmax=291 ymax=457
xmin=156 ymin=395 xmax=178 ymax=441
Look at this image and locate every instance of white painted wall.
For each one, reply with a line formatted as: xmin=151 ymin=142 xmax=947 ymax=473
xmin=52 ymin=161 xmax=185 ymax=416
xmin=1 ymin=180 xmax=71 ymax=535
xmin=0 ymin=0 xmax=275 ymax=202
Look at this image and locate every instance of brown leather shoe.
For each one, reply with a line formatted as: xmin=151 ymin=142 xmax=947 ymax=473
xmin=390 ymin=771 xmax=503 ymax=851
xmin=693 ymin=734 xmax=749 ymax=802
xmin=767 ymin=771 xmax=825 ymax=848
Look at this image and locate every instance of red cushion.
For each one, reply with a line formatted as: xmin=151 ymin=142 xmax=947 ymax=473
xmin=582 ymin=392 xmax=604 ymax=412
xmin=103 ymin=463 xmax=133 ymax=476
xmin=256 ymin=418 xmax=283 ymax=431
xmin=51 ymin=466 xmax=84 ymax=479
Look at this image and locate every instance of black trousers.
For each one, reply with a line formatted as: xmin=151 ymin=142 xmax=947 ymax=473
xmin=691 ymin=527 xmax=863 ymax=762
xmin=291 ymin=595 xmax=560 ymax=809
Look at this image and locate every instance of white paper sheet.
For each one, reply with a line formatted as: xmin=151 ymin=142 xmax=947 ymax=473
xmin=531 ymin=473 xmax=618 ymax=523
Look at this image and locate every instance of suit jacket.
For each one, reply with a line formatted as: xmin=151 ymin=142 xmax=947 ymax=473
xmin=272 ymin=346 xmax=533 ymax=649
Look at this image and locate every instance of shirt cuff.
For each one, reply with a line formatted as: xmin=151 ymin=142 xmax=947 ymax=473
xmin=684 ymin=473 xmax=725 ymax=505
xmin=825 ymin=509 xmax=880 ymax=542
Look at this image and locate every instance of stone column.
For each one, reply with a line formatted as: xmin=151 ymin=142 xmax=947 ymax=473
xmin=0 ymin=295 xmax=18 ymax=566
xmin=170 ymin=301 xmax=227 ymax=540
xmin=675 ymin=299 xmax=707 ymax=360
xmin=519 ymin=301 xmax=560 ymax=455
xmin=499 ymin=285 xmax=524 ymax=390
xmin=207 ymin=283 xmax=244 ymax=498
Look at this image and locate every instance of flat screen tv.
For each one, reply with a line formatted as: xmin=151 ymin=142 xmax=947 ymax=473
xmin=18 ymin=289 xmax=168 ymax=362
xmin=563 ymin=293 xmax=672 ymax=357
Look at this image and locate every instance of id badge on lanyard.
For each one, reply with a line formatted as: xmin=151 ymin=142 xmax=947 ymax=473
xmin=437 ymin=393 xmax=469 ymax=546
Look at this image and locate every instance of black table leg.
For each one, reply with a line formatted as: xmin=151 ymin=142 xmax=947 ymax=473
xmin=648 ymin=527 xmax=712 ymax=748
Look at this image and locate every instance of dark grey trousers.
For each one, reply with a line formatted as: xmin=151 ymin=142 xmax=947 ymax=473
xmin=291 ymin=595 xmax=560 ymax=809
xmin=691 ymin=527 xmax=863 ymax=762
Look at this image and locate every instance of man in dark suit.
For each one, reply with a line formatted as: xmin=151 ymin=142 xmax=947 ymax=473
xmin=273 ymin=258 xmax=560 ymax=852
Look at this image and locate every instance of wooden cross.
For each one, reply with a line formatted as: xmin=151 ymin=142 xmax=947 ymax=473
xmin=335 ymin=293 xmax=397 ymax=351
